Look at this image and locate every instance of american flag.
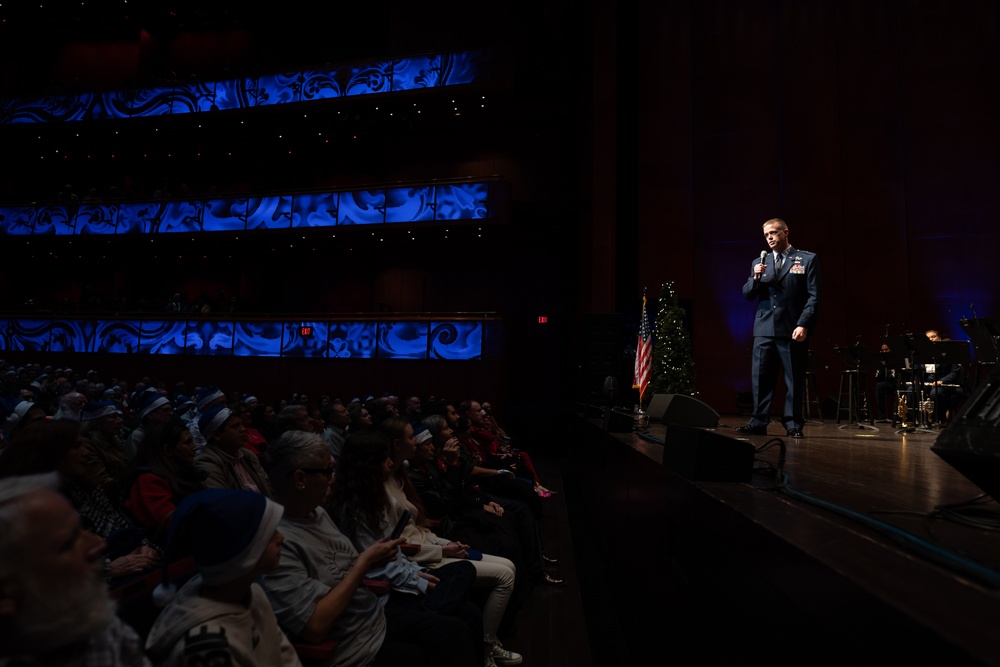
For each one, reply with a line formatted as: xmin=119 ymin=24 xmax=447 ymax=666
xmin=633 ymin=290 xmax=652 ymax=402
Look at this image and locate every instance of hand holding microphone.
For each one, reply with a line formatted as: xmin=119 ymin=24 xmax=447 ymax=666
xmin=753 ymin=250 xmax=767 ymax=281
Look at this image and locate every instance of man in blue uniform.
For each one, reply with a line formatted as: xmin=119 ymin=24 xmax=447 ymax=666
xmin=737 ymin=218 xmax=822 ymax=438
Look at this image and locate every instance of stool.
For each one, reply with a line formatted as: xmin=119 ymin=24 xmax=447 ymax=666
xmin=803 ymin=371 xmax=823 ymax=422
xmin=836 ymin=370 xmax=869 ymax=424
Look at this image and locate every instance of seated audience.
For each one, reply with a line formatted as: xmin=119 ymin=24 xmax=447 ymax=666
xmin=80 ymin=399 xmax=129 ymax=489
xmin=250 ymin=402 xmax=278 ymax=443
xmin=260 ymin=429 xmax=476 ymax=667
xmin=194 ymin=404 xmax=273 ymax=497
xmin=120 ymin=417 xmax=206 ymax=547
xmin=0 ymin=473 xmax=152 ymax=667
xmin=459 ymin=399 xmax=555 ymax=498
xmin=235 ymin=400 xmax=269 ymax=458
xmin=327 ymin=429 xmax=484 ymax=665
xmin=0 ymin=419 xmax=160 ymax=584
xmin=424 ymin=414 xmax=563 ymax=587
xmin=349 ymin=403 xmax=375 ymax=434
xmin=381 ymin=417 xmax=523 ymax=666
xmin=0 ymin=400 xmax=47 ymax=446
xmin=126 ymin=388 xmax=175 ymax=460
xmin=144 ymin=488 xmax=300 ymax=666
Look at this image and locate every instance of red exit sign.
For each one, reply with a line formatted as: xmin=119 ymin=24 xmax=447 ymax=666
xmin=300 ymin=326 xmax=313 ymax=337
xmin=537 ymin=316 xmax=548 ymax=324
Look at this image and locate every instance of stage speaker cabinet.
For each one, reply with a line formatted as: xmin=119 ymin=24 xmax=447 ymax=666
xmin=646 ymin=393 xmax=720 ymax=427
xmin=930 ymin=366 xmax=1000 ymax=501
xmin=663 ymin=424 xmax=754 ymax=482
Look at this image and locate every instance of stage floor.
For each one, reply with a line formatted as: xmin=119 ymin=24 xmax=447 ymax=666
xmin=602 ymin=411 xmax=1000 ymax=665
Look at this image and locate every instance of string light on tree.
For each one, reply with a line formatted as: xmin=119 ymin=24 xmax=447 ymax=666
xmin=648 ymin=280 xmax=696 ymax=400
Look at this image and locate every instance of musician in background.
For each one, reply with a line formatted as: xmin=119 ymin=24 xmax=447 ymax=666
xmin=923 ymin=329 xmax=963 ymax=425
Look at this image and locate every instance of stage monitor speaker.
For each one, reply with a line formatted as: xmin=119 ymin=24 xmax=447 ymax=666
xmin=930 ymin=368 xmax=1000 ymax=501
xmin=646 ymin=393 xmax=720 ymax=427
xmin=663 ymin=424 xmax=754 ymax=482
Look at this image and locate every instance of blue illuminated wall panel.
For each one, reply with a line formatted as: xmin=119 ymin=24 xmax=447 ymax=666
xmin=0 ymin=180 xmax=499 ymax=237
xmin=1 ymin=316 xmax=496 ymax=360
xmin=96 ymin=321 xmax=141 ymax=354
xmin=233 ymin=322 xmax=284 ymax=357
xmin=378 ymin=322 xmax=429 ymax=359
xmin=6 ymin=319 xmax=51 ymax=352
xmin=329 ymin=322 xmax=378 ymax=359
xmin=430 ymin=321 xmax=482 ymax=360
xmin=248 ymin=196 xmax=293 ymax=231
xmin=0 ymin=50 xmax=486 ymax=125
xmin=140 ymin=321 xmax=187 ymax=354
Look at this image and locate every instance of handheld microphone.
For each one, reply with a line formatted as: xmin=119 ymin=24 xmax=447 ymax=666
xmin=754 ymin=250 xmax=767 ymax=281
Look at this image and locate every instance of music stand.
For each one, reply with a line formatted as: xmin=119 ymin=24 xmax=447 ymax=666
xmin=891 ymin=334 xmax=935 ymax=434
xmin=961 ymin=318 xmax=999 ymax=359
xmin=960 ymin=318 xmax=1000 ymax=383
xmin=834 ymin=344 xmax=878 ymax=431
xmin=930 ymin=339 xmax=972 ymax=368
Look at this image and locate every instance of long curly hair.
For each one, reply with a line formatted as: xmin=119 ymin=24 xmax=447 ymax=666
xmin=326 ymin=429 xmax=391 ymax=541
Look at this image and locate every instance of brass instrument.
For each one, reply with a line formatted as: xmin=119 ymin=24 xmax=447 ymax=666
xmin=897 ymin=391 xmax=910 ymax=427
xmin=921 ymin=397 xmax=935 ymax=423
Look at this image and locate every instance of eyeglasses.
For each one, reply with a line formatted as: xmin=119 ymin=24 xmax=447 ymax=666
xmin=298 ymin=466 xmax=336 ymax=478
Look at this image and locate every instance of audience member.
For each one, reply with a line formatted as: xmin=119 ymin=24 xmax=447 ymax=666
xmin=120 ymin=417 xmax=206 ymax=547
xmin=381 ymin=417 xmax=523 ymax=666
xmin=327 ymin=429 xmax=484 ymax=665
xmin=144 ymin=488 xmax=300 ymax=666
xmin=349 ymin=404 xmax=375 ymax=434
xmin=424 ymin=414 xmax=562 ymax=587
xmin=261 ymin=429 xmax=475 ymax=667
xmin=126 ymin=388 xmax=175 ymax=460
xmin=80 ymin=400 xmax=129 ymax=489
xmin=459 ymin=400 xmax=555 ymax=498
xmin=0 ymin=400 xmax=47 ymax=446
xmin=409 ymin=417 xmax=525 ymax=567
xmin=235 ymin=399 xmax=269 ymax=458
xmin=195 ymin=404 xmax=273 ymax=496
xmin=250 ymin=402 xmax=278 ymax=442
xmin=275 ymin=404 xmax=312 ymax=437
xmin=326 ymin=401 xmax=351 ymax=458
xmin=0 ymin=473 xmax=152 ymax=666
xmin=0 ymin=419 xmax=161 ymax=584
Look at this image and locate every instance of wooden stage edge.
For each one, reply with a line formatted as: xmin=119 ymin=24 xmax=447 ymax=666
xmin=578 ymin=408 xmax=1000 ymax=666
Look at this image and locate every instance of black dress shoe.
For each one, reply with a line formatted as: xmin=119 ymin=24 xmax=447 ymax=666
xmin=786 ymin=428 xmax=804 ymax=438
xmin=735 ymin=424 xmax=767 ymax=435
xmin=542 ymin=554 xmax=559 ymax=565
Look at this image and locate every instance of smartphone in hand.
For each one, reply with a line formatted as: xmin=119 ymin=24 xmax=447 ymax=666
xmin=389 ymin=509 xmax=412 ymax=540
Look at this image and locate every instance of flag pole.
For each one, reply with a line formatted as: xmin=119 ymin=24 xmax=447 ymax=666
xmin=633 ymin=287 xmax=651 ymax=416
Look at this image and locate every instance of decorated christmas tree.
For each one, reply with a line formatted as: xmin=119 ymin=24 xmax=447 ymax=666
xmin=648 ymin=281 xmax=696 ymax=400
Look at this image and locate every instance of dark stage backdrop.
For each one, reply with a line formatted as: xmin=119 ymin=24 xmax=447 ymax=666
xmin=628 ymin=0 xmax=1000 ymax=413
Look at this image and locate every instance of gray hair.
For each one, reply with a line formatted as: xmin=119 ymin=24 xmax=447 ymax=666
xmin=275 ymin=403 xmax=308 ymax=435
xmin=265 ymin=430 xmax=329 ymax=497
xmin=423 ymin=414 xmax=448 ymax=442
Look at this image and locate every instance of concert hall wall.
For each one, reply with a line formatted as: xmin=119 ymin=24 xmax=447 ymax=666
xmin=629 ymin=0 xmax=1000 ymax=412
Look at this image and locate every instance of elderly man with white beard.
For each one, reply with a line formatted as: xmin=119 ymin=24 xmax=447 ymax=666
xmin=0 ymin=473 xmax=151 ymax=667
